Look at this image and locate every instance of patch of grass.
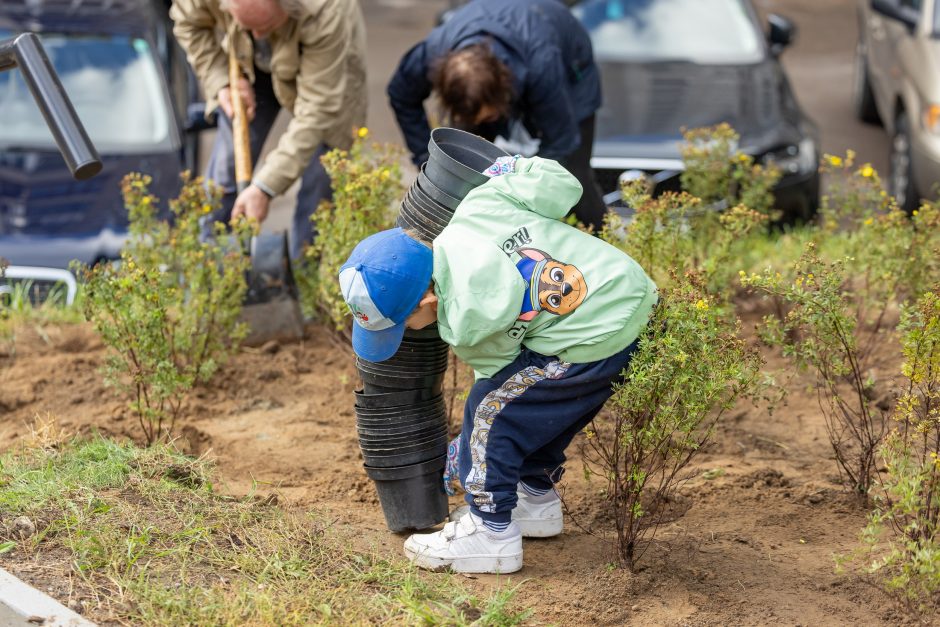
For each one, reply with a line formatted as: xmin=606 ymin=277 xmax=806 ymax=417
xmin=0 ymin=436 xmax=529 ymax=626
xmin=0 ymin=280 xmax=85 ymax=359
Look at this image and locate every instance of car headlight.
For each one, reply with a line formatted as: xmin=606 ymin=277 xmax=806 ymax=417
xmin=923 ymin=104 xmax=940 ymax=134
xmin=762 ymin=137 xmax=816 ymax=175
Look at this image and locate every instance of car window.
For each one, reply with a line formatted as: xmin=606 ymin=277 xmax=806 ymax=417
xmin=0 ymin=33 xmax=174 ymax=154
xmin=571 ymin=0 xmax=764 ymax=64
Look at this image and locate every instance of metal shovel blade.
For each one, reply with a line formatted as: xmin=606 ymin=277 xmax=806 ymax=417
xmin=240 ymin=232 xmax=305 ymax=346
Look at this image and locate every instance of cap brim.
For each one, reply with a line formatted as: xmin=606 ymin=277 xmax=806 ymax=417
xmin=352 ymin=320 xmax=407 ymax=363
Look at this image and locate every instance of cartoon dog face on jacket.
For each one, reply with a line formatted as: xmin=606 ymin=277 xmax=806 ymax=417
xmin=516 ymin=248 xmax=587 ymax=321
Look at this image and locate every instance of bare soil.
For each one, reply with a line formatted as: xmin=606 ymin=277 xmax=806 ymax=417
xmin=0 ymin=312 xmax=926 ymax=626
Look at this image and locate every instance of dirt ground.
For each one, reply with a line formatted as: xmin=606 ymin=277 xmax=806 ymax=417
xmin=0 ymin=306 xmax=924 ymax=627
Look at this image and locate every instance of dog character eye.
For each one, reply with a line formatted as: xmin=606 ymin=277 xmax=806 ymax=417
xmin=550 ymin=267 xmax=565 ymax=282
xmin=547 ymin=294 xmax=562 ymax=308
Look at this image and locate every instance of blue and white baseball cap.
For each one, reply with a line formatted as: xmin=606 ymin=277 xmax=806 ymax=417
xmin=339 ymin=228 xmax=433 ymax=362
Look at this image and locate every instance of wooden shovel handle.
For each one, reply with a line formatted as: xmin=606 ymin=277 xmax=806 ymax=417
xmin=228 ymin=44 xmax=252 ymax=193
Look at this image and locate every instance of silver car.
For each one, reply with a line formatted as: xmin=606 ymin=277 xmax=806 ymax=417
xmin=855 ymin=0 xmax=940 ymax=212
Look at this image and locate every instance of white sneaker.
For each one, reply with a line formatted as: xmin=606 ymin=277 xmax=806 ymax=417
xmin=404 ymin=513 xmax=523 ymax=574
xmin=513 ymin=490 xmax=563 ymax=537
xmin=450 ymin=488 xmax=564 ymax=538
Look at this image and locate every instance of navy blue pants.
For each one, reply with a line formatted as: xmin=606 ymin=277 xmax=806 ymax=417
xmin=458 ymin=340 xmax=639 ymax=524
xmin=204 ymin=68 xmax=332 ymax=259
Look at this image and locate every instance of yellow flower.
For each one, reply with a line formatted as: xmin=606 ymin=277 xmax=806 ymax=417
xmin=738 ymin=270 xmax=746 ymax=277
xmin=826 ymin=154 xmax=843 ymax=167
xmin=357 ymin=127 xmax=369 ymax=139
xmin=859 ymin=164 xmax=874 ymax=178
xmin=380 ymin=169 xmax=390 ymax=181
xmin=863 ymin=217 xmax=874 ymax=226
xmin=695 ymin=299 xmax=709 ymax=311
xmin=202 ymin=204 xmax=212 ymax=214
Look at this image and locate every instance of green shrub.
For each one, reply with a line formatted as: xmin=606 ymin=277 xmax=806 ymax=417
xmin=299 ymin=129 xmax=403 ymax=332
xmin=583 ymin=271 xmax=762 ymax=570
xmin=818 ymin=155 xmax=940 ymax=307
xmin=742 ymin=244 xmax=890 ymax=496
xmin=855 ymin=289 xmax=940 ymax=614
xmin=601 ymin=180 xmax=767 ymax=298
xmin=78 ymin=174 xmax=250 ymax=444
xmin=680 ymin=123 xmax=781 ymax=217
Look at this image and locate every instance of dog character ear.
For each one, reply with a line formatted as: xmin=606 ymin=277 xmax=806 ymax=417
xmin=517 ymin=310 xmax=539 ymax=322
xmin=517 ymin=248 xmax=549 ymax=262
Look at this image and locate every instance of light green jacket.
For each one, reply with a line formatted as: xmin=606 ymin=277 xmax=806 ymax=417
xmin=432 ymin=157 xmax=658 ymax=379
xmin=170 ymin=0 xmax=367 ymax=195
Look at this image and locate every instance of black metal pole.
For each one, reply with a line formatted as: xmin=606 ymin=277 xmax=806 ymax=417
xmin=0 ymin=33 xmax=102 ymax=180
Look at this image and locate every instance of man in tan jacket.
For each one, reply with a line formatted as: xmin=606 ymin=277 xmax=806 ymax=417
xmin=170 ymin=0 xmax=367 ymax=257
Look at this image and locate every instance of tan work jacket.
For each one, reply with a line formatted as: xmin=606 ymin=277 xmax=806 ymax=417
xmin=170 ymin=0 xmax=367 ymax=195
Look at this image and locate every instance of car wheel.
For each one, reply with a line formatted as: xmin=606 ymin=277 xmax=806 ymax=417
xmin=890 ymin=112 xmax=919 ymax=214
xmin=853 ymin=40 xmax=881 ymax=125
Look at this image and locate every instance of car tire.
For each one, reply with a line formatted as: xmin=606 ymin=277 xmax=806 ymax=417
xmin=853 ymin=40 xmax=881 ymax=125
xmin=890 ymin=111 xmax=919 ymax=214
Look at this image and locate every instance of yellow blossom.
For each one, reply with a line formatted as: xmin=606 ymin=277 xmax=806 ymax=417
xmin=695 ymin=299 xmax=709 ymax=311
xmin=859 ymin=164 xmax=874 ymax=178
xmin=863 ymin=217 xmax=874 ymax=226
xmin=826 ymin=154 xmax=843 ymax=167
xmin=357 ymin=127 xmax=369 ymax=139
xmin=380 ymin=169 xmax=390 ymax=181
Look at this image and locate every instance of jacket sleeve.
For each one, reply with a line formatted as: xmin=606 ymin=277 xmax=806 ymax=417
xmin=524 ymin=46 xmax=581 ymax=160
xmin=170 ymin=0 xmax=229 ymax=117
xmin=387 ymin=41 xmax=434 ymax=166
xmin=254 ymin=8 xmax=356 ymax=196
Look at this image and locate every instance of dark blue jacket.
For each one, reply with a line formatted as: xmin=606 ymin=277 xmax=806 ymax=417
xmin=387 ymin=0 xmax=601 ymax=164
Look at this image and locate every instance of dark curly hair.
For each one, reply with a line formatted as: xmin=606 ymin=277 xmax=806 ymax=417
xmin=430 ymin=43 xmax=513 ymax=127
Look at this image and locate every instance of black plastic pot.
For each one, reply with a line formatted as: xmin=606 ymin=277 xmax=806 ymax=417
xmin=362 ymin=442 xmax=448 ymax=468
xmin=394 ymin=340 xmax=449 ymax=353
xmin=375 ymin=353 xmax=450 ymax=368
xmin=409 ymin=185 xmax=455 ymax=222
xmin=417 ymin=163 xmax=461 ymax=210
xmin=355 ymin=408 xmax=446 ymax=426
xmin=400 ymin=205 xmax=448 ymax=241
xmin=354 ymin=388 xmax=438 ymax=409
xmin=403 ymin=325 xmax=441 ymax=340
xmin=354 ymin=393 xmax=443 ymax=412
xmin=396 ymin=211 xmax=439 ymax=243
xmin=365 ymin=455 xmax=449 ymax=532
xmin=357 ymin=427 xmax=448 ymax=447
xmin=356 ymin=360 xmax=448 ymax=377
xmin=402 ymin=196 xmax=450 ymax=231
xmin=361 ymin=380 xmax=400 ymax=395
xmin=359 ymin=433 xmax=448 ymax=456
xmin=425 ymin=127 xmax=508 ymax=199
xmin=357 ymin=416 xmax=446 ymax=435
xmin=357 ymin=363 xmax=446 ymax=385
xmin=358 ymin=427 xmax=447 ymax=445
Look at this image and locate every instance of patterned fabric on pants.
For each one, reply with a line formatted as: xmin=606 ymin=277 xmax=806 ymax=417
xmin=457 ymin=341 xmax=639 ymax=524
xmin=203 ymin=67 xmax=332 ymax=260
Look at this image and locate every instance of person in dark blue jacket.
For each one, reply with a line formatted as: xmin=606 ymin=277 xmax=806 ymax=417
xmin=387 ymin=0 xmax=607 ymax=230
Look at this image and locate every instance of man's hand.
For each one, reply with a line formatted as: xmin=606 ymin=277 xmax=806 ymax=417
xmin=231 ymin=184 xmax=271 ymax=224
xmin=217 ymin=77 xmax=256 ymax=120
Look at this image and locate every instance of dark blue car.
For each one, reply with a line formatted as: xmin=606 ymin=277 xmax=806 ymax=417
xmin=0 ymin=0 xmax=205 ymax=301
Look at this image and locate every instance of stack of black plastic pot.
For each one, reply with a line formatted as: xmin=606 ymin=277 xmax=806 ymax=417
xmin=357 ymin=128 xmax=509 ymax=533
